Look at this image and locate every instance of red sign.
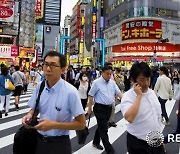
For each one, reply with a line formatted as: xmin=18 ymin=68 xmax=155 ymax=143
xmin=112 ymin=42 xmax=180 ymax=53
xmin=92 ymin=23 xmax=96 ymax=42
xmin=121 ymin=19 xmax=162 ymax=41
xmin=36 ymin=0 xmax=43 ymax=18
xmin=11 ymin=46 xmax=18 ymax=56
xmin=79 ymin=30 xmax=84 ymax=43
xmin=0 ymin=0 xmax=14 ymax=5
xmin=0 ymin=6 xmax=13 ymax=18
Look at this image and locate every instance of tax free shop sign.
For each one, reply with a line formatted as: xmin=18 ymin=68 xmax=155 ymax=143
xmin=112 ymin=42 xmax=180 ymax=53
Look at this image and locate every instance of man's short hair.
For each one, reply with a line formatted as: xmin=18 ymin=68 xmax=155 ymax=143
xmin=14 ymin=65 xmax=20 ymax=71
xmin=44 ymin=50 xmax=66 ymax=68
xmin=102 ymin=65 xmax=112 ymax=72
xmin=159 ymin=66 xmax=168 ymax=76
xmin=104 ymin=62 xmax=112 ymax=67
xmin=38 ymin=64 xmax=42 ymax=68
xmin=130 ymin=62 xmax=151 ymax=82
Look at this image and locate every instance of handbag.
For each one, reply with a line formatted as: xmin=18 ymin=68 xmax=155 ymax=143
xmin=13 ymin=81 xmax=45 ymax=154
xmin=76 ymin=115 xmax=91 ymax=144
xmin=5 ymin=79 xmax=15 ymax=90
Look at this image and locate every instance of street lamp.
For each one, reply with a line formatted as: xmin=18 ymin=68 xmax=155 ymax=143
xmin=153 ymin=38 xmax=169 ymax=66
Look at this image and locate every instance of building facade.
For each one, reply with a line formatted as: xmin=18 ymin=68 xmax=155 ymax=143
xmin=70 ymin=0 xmax=90 ymax=67
xmin=104 ymin=0 xmax=180 ymax=68
xmin=0 ymin=0 xmax=19 ymax=65
xmin=35 ymin=0 xmax=61 ymax=59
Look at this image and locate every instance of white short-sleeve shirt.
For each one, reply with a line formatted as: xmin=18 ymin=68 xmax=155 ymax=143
xmin=121 ymin=88 xmax=163 ymax=141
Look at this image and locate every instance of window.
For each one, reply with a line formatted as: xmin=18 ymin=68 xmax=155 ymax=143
xmin=0 ymin=37 xmax=14 ymax=44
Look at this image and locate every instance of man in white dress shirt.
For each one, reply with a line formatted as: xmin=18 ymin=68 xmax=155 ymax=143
xmin=121 ymin=62 xmax=165 ymax=154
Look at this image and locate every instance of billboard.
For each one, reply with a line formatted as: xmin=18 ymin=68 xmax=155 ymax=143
xmin=35 ymin=0 xmax=44 ymax=19
xmin=0 ymin=45 xmax=18 ymax=57
xmin=112 ymin=42 xmax=180 ymax=53
xmin=0 ymin=1 xmax=14 ymax=23
xmin=35 ymin=24 xmax=43 ymax=56
xmin=121 ymin=19 xmax=162 ymax=41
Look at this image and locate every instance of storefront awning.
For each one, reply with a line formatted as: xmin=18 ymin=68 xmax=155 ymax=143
xmin=108 ymin=56 xmax=180 ymax=62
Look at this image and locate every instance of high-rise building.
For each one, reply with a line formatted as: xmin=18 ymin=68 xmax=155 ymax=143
xmin=104 ymin=0 xmax=180 ymax=68
xmin=36 ymin=0 xmax=62 ymax=58
xmin=0 ymin=0 xmax=19 ymax=65
xmin=62 ymin=15 xmax=71 ymax=54
xmin=70 ymin=0 xmax=90 ymax=67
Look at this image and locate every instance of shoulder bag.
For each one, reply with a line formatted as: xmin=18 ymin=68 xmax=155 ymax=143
xmin=76 ymin=114 xmax=91 ymax=144
xmin=5 ymin=78 xmax=15 ymax=90
xmin=13 ymin=81 xmax=45 ymax=154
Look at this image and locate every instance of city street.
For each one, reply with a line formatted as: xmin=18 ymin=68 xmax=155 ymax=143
xmin=0 ymin=84 xmax=179 ymax=154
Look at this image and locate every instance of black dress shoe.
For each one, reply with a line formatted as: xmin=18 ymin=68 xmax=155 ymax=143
xmin=92 ymin=143 xmax=103 ymax=150
xmin=5 ymin=113 xmax=8 ymax=116
xmin=109 ymin=122 xmax=117 ymax=127
xmin=0 ymin=111 xmax=2 ymax=118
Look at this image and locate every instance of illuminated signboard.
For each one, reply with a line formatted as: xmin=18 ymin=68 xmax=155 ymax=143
xmin=121 ymin=19 xmax=162 ymax=41
xmin=79 ymin=30 xmax=84 ymax=43
xmin=0 ymin=2 xmax=14 ymax=23
xmin=35 ymin=0 xmax=44 ymax=19
xmin=0 ymin=45 xmax=18 ymax=57
xmin=92 ymin=23 xmax=96 ymax=42
xmin=112 ymin=42 xmax=180 ymax=53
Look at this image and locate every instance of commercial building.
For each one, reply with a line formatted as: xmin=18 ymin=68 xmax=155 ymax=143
xmin=70 ymin=0 xmax=90 ymax=67
xmin=35 ymin=0 xmax=62 ymax=59
xmin=104 ymin=0 xmax=180 ymax=68
xmin=0 ymin=0 xmax=19 ymax=65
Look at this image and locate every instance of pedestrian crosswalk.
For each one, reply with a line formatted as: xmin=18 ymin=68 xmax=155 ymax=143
xmin=0 ymin=86 xmax=179 ymax=154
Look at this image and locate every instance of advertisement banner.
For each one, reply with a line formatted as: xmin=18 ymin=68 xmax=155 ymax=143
xmin=11 ymin=45 xmax=18 ymax=56
xmin=0 ymin=2 xmax=14 ymax=23
xmin=35 ymin=0 xmax=44 ymax=19
xmin=0 ymin=46 xmax=11 ymax=57
xmin=0 ymin=0 xmax=15 ymax=5
xmin=35 ymin=24 xmax=43 ymax=56
xmin=0 ymin=45 xmax=18 ymax=57
xmin=19 ymin=47 xmax=35 ymax=58
xmin=121 ymin=19 xmax=162 ymax=41
xmin=112 ymin=42 xmax=180 ymax=53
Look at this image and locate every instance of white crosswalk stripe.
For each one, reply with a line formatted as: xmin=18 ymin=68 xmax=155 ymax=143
xmin=0 ymin=86 xmax=179 ymax=154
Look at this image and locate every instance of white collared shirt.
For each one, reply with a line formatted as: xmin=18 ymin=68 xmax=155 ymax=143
xmin=121 ymin=88 xmax=163 ymax=141
xmin=154 ymin=74 xmax=173 ymax=100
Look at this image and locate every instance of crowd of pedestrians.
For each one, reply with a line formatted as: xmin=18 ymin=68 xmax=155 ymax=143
xmin=0 ymin=50 xmax=180 ymax=154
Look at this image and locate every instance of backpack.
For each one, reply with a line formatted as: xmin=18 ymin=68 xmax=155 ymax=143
xmin=115 ymin=74 xmax=125 ymax=91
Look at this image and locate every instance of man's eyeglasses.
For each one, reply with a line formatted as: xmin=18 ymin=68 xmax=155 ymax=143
xmin=43 ymin=62 xmax=61 ymax=69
